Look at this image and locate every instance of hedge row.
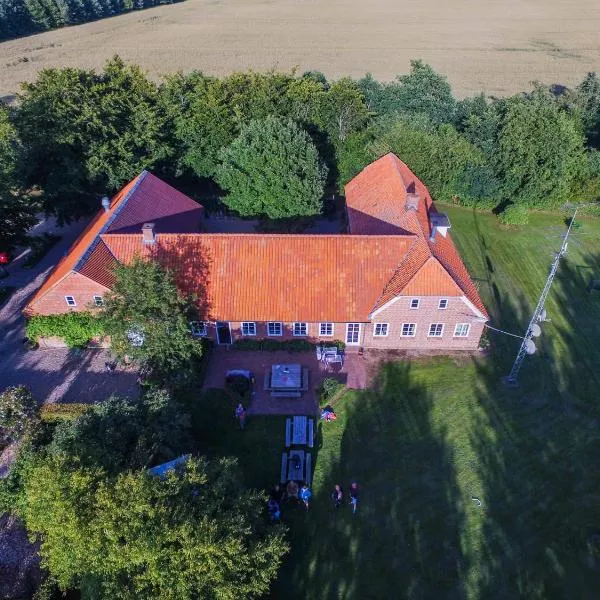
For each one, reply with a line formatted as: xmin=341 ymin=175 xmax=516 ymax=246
xmin=40 ymin=403 xmax=90 ymax=423
xmin=232 ymin=338 xmax=346 ymax=352
xmin=26 ymin=312 xmax=105 ymax=348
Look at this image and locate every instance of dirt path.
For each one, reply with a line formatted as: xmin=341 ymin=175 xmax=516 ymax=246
xmin=1 ymin=0 xmax=600 ymax=101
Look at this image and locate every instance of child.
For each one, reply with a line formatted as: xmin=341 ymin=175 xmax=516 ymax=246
xmin=299 ymin=484 xmax=312 ymax=510
xmin=330 ymin=484 xmax=343 ymax=509
xmin=286 ymin=480 xmax=299 ymax=503
xmin=349 ymin=481 xmax=359 ymax=514
xmin=235 ymin=403 xmax=246 ymax=430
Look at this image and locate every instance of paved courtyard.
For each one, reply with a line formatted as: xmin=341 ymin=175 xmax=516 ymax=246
xmin=0 ymin=216 xmax=139 ymax=404
xmin=202 ymin=348 xmax=368 ymax=416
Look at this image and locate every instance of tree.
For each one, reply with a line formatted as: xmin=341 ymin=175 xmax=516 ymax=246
xmin=216 ymin=116 xmax=327 ymax=218
xmin=571 ymin=72 xmax=600 ymax=146
xmin=0 ymin=106 xmax=36 ymax=250
xmin=20 ymin=454 xmax=288 ymax=599
xmin=48 ymin=388 xmax=191 ymax=474
xmin=494 ymin=93 xmax=586 ymax=208
xmin=102 ymin=257 xmax=201 ymax=376
xmin=359 ymin=60 xmax=456 ymax=124
xmin=0 ymin=386 xmax=38 ymax=444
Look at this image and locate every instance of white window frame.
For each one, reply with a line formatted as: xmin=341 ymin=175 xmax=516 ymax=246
xmin=373 ymin=323 xmax=389 ymax=337
xmin=428 ymin=323 xmax=445 ymax=337
xmin=65 ymin=295 xmax=76 ymax=307
xmin=454 ymin=323 xmax=471 ymax=338
xmin=346 ymin=323 xmax=361 ymax=345
xmin=319 ymin=322 xmax=334 ymax=337
xmin=401 ymin=323 xmax=416 ymax=337
xmin=241 ymin=322 xmax=256 ymax=336
xmin=293 ymin=322 xmax=308 ymax=337
xmin=410 ymin=298 xmax=420 ymax=309
xmin=267 ymin=322 xmax=283 ymax=337
xmin=93 ymin=295 xmax=104 ymax=307
xmin=438 ymin=298 xmax=448 ymax=310
xmin=190 ymin=321 xmax=207 ymax=337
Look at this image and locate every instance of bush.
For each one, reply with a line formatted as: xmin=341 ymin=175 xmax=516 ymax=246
xmin=0 ymin=386 xmax=38 ymax=444
xmin=319 ymin=378 xmax=345 ymax=408
xmin=233 ymin=338 xmax=315 ymax=352
xmin=498 ymin=203 xmax=529 ymax=225
xmin=26 ymin=312 xmax=105 ymax=348
xmin=40 ymin=403 xmax=90 ymax=423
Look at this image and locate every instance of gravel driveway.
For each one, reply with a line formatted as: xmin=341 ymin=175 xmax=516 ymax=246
xmin=0 ymin=216 xmax=138 ymax=404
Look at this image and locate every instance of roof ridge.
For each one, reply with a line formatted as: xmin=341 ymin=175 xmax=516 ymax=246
xmin=101 ymin=232 xmax=419 ymax=240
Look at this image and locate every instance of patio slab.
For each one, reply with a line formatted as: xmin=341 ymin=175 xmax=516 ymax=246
xmin=202 ymin=348 xmax=368 ymax=416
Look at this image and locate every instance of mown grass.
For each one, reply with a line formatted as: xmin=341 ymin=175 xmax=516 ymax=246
xmin=200 ymin=207 xmax=600 ymax=600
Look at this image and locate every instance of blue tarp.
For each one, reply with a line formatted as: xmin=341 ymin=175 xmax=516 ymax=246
xmin=148 ymin=454 xmax=190 ymax=478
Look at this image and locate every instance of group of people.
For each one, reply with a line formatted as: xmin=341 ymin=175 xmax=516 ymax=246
xmin=267 ymin=481 xmax=359 ymax=520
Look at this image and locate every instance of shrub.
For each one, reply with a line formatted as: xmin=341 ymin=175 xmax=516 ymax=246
xmin=0 ymin=386 xmax=38 ymax=444
xmin=319 ymin=378 xmax=345 ymax=408
xmin=26 ymin=312 xmax=105 ymax=348
xmin=40 ymin=403 xmax=90 ymax=423
xmin=498 ymin=203 xmax=529 ymax=225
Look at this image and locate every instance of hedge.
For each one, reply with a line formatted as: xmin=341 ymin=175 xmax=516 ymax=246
xmin=40 ymin=403 xmax=90 ymax=423
xmin=26 ymin=312 xmax=106 ymax=348
xmin=232 ymin=338 xmax=346 ymax=352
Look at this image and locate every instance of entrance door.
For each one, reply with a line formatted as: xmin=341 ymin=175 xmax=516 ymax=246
xmin=346 ymin=323 xmax=361 ymax=345
xmin=216 ymin=321 xmax=232 ymax=345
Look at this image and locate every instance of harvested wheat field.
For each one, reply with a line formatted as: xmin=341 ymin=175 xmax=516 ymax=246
xmin=1 ymin=0 xmax=600 ymax=100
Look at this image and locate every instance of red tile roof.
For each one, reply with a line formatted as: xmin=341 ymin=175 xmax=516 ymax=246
xmin=101 ymin=233 xmax=415 ymax=322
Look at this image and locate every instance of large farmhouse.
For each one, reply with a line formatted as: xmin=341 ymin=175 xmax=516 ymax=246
xmin=25 ymin=153 xmax=488 ymax=350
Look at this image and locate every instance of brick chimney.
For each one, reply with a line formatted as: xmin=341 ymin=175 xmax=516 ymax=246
xmin=142 ymin=223 xmax=156 ymax=244
xmin=405 ymin=193 xmax=419 ymax=211
xmin=101 ymin=196 xmax=110 ymax=212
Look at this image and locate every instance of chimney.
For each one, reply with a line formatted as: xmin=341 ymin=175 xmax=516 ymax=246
xmin=429 ymin=213 xmax=451 ymax=243
xmin=405 ymin=192 xmax=419 ymax=212
xmin=142 ymin=222 xmax=156 ymax=244
xmin=101 ymin=196 xmax=110 ymax=212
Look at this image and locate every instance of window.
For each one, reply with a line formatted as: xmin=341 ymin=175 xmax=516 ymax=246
xmin=93 ymin=295 xmax=104 ymax=307
xmin=190 ymin=321 xmax=207 ymax=337
xmin=438 ymin=299 xmax=448 ymax=309
xmin=241 ymin=322 xmax=256 ymax=336
xmin=65 ymin=296 xmax=76 ymax=307
xmin=428 ymin=323 xmax=444 ymax=337
xmin=373 ymin=323 xmax=389 ymax=337
xmin=319 ymin=322 xmax=334 ymax=336
xmin=454 ymin=323 xmax=470 ymax=338
xmin=401 ymin=323 xmax=416 ymax=337
xmin=410 ymin=298 xmax=420 ymax=309
xmin=346 ymin=323 xmax=360 ymax=345
xmin=293 ymin=322 xmax=308 ymax=336
xmin=267 ymin=322 xmax=282 ymax=336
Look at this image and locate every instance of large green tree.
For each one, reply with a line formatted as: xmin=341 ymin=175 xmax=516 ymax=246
xmin=570 ymin=71 xmax=600 ymax=146
xmin=20 ymin=454 xmax=288 ymax=599
xmin=102 ymin=257 xmax=201 ymax=377
xmin=15 ymin=57 xmax=172 ymax=222
xmin=0 ymin=106 xmax=36 ymax=250
xmin=216 ymin=116 xmax=327 ymax=218
xmin=494 ymin=93 xmax=587 ymax=208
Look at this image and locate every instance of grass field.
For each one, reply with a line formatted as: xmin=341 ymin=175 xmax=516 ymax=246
xmin=199 ymin=207 xmax=600 ymax=599
xmin=2 ymin=0 xmax=600 ymax=101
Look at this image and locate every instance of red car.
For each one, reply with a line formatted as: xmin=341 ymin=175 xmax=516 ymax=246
xmin=0 ymin=251 xmax=10 ymax=265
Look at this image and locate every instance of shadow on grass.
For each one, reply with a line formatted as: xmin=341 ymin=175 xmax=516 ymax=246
xmin=271 ymin=361 xmax=467 ymax=600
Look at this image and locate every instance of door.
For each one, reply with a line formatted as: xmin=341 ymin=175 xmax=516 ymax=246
xmin=346 ymin=323 xmax=361 ymax=345
xmin=216 ymin=321 xmax=232 ymax=345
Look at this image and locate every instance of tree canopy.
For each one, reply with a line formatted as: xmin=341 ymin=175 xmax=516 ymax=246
xmin=216 ymin=116 xmax=327 ymax=218
xmin=102 ymin=257 xmax=201 ymax=378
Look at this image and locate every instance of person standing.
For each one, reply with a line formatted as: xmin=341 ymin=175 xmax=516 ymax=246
xmin=330 ymin=484 xmax=343 ymax=509
xmin=235 ymin=403 xmax=246 ymax=430
xmin=349 ymin=481 xmax=359 ymax=514
xmin=299 ymin=484 xmax=312 ymax=510
xmin=286 ymin=480 xmax=299 ymax=503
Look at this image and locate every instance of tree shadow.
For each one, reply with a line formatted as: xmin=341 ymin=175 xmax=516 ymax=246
xmin=271 ymin=361 xmax=467 ymax=599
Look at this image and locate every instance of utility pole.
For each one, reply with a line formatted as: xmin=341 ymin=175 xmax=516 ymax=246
xmin=504 ymin=208 xmax=578 ymax=385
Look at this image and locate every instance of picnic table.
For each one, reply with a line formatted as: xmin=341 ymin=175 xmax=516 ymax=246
xmin=264 ymin=364 xmax=309 ymax=397
xmin=280 ymin=449 xmax=312 ymax=485
xmin=285 ymin=416 xmax=314 ymax=448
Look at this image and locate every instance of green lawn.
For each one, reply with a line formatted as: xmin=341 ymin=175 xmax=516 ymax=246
xmin=199 ymin=208 xmax=600 ymax=600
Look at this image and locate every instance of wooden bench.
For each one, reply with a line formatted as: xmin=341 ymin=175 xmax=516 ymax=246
xmin=285 ymin=418 xmax=292 ymax=448
xmin=301 ymin=367 xmax=309 ymax=391
xmin=263 ymin=371 xmax=271 ymax=391
xmin=305 ymin=452 xmax=312 ymax=485
xmin=271 ymin=391 xmax=302 ymax=398
xmin=280 ymin=453 xmax=288 ymax=483
xmin=308 ymin=418 xmax=314 ymax=448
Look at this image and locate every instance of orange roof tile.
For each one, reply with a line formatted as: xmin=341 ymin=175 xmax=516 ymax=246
xmin=101 ymin=233 xmax=415 ymax=322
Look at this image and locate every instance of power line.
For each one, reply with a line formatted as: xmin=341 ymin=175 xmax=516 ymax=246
xmin=484 ymin=323 xmax=525 ymax=340
xmin=503 ymin=207 xmax=579 ymax=385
